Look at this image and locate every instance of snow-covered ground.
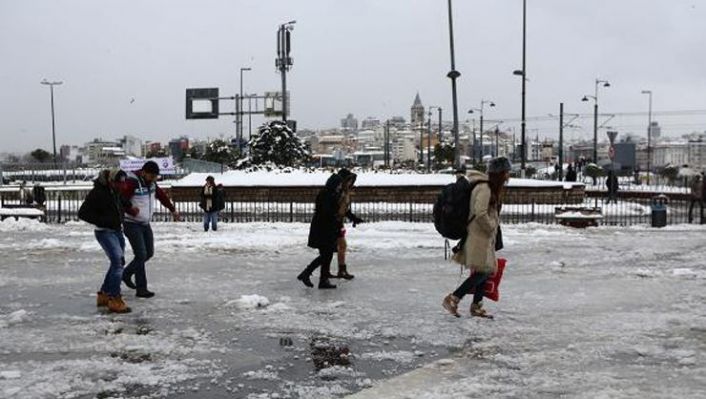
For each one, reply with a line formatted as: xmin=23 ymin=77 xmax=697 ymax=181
xmin=0 ymin=220 xmax=704 ymax=398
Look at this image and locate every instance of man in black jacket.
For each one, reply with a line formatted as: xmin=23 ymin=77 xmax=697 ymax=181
xmin=78 ymin=169 xmax=134 ymax=313
xmin=199 ymin=176 xmax=225 ymax=231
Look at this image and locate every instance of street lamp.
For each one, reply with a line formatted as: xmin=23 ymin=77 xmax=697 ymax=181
xmin=239 ymin=67 xmax=251 ymax=150
xmin=40 ymin=79 xmax=63 ymax=165
xmin=445 ymin=0 xmax=461 ymax=170
xmin=582 ymin=78 xmax=610 ymax=163
xmin=641 ymin=90 xmax=653 ymax=185
xmin=468 ymin=100 xmax=495 ymax=162
xmin=515 ymin=0 xmax=527 ymax=177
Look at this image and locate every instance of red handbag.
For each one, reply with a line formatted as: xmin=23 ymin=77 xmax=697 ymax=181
xmin=468 ymin=257 xmax=507 ymax=302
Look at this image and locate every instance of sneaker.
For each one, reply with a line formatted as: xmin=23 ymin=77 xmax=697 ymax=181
xmin=107 ymin=295 xmax=132 ymax=314
xmin=136 ymin=290 xmax=155 ymax=298
xmin=96 ymin=291 xmax=109 ymax=307
xmin=122 ymin=273 xmax=136 ymax=290
xmin=470 ymin=302 xmax=493 ymax=319
xmin=442 ymin=294 xmax=461 ymax=318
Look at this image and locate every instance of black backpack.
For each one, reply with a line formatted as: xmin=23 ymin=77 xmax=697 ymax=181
xmin=433 ymin=178 xmax=486 ymax=240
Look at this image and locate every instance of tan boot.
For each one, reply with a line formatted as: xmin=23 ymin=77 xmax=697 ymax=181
xmin=470 ymin=302 xmax=493 ymax=319
xmin=442 ymin=294 xmax=461 ymax=318
xmin=96 ymin=291 xmax=109 ymax=307
xmin=107 ymin=295 xmax=132 ymax=314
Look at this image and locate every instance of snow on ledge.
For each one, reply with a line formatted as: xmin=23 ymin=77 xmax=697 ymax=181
xmin=173 ymin=170 xmax=585 ymax=189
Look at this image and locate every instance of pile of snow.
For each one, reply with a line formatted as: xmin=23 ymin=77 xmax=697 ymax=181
xmin=226 ymin=294 xmax=270 ymax=309
xmin=0 ymin=310 xmax=29 ymax=328
xmin=0 ymin=217 xmax=49 ymax=232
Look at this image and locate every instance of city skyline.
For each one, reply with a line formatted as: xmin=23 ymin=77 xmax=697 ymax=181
xmin=2 ymin=0 xmax=706 ymax=153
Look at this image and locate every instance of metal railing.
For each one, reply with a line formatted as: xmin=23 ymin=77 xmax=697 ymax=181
xmin=0 ymin=188 xmax=700 ymax=226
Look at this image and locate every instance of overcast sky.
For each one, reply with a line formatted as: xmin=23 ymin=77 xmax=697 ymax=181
xmin=1 ymin=0 xmax=705 ymax=153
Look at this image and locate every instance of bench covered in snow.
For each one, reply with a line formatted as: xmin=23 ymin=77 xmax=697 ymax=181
xmin=554 ymin=206 xmax=603 ymax=228
xmin=0 ymin=206 xmax=45 ymax=221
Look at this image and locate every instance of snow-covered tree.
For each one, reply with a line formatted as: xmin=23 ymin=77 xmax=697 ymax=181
xmin=248 ymin=121 xmax=310 ymax=167
xmin=203 ymin=139 xmax=238 ymax=166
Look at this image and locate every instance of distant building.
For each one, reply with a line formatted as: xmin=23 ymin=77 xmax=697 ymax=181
xmin=687 ymin=134 xmax=706 ymax=170
xmin=60 ymin=145 xmax=82 ymax=163
xmin=361 ymin=117 xmax=381 ymax=129
xmin=341 ymin=113 xmax=358 ymax=131
xmin=83 ymin=139 xmax=120 ymax=164
xmin=652 ymin=142 xmax=689 ymax=167
xmin=410 ymin=93 xmax=425 ymax=127
xmin=614 ymin=140 xmax=636 ymax=172
xmin=389 ymin=116 xmax=406 ymax=128
xmin=392 ymin=135 xmax=416 ymax=163
xmin=168 ymin=137 xmax=190 ymax=160
xmin=119 ymin=135 xmax=143 ymax=157
xmin=144 ymin=141 xmax=163 ymax=156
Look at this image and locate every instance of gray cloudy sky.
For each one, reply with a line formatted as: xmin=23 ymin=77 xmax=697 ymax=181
xmin=1 ymin=0 xmax=705 ymax=153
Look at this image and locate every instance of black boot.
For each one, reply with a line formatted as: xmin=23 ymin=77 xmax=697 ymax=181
xmin=122 ymin=272 xmax=136 ymax=290
xmin=136 ymin=289 xmax=155 ymax=298
xmin=318 ymin=278 xmax=337 ymax=289
xmin=297 ymin=270 xmax=314 ymax=288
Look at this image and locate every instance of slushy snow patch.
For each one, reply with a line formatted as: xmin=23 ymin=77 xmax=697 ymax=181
xmin=227 ymin=295 xmax=270 ymax=309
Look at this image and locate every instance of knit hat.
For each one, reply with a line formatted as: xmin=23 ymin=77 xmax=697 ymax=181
xmin=142 ymin=160 xmax=160 ymax=175
xmin=488 ymin=157 xmax=512 ymax=174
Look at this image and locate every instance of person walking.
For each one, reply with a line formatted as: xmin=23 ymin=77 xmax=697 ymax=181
xmin=78 ymin=169 xmax=134 ymax=313
xmin=565 ymin=164 xmax=577 ymax=182
xmin=334 ymin=168 xmax=364 ymax=280
xmin=297 ymin=173 xmax=342 ymax=289
xmin=442 ymin=157 xmax=511 ymax=319
xmin=688 ymin=173 xmax=704 ymax=224
xmin=606 ymin=170 xmax=619 ymax=204
xmin=200 ymin=175 xmax=225 ymax=232
xmin=120 ymin=161 xmax=180 ymax=298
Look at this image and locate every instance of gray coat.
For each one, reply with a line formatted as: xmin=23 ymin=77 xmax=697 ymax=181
xmin=452 ymin=170 xmax=499 ymax=274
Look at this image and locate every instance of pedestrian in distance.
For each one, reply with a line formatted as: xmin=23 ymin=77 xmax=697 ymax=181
xmin=200 ymin=175 xmax=225 ymax=232
xmin=120 ymin=161 xmax=180 ymax=298
xmin=565 ymin=164 xmax=577 ymax=182
xmin=334 ymin=168 xmax=365 ymax=280
xmin=297 ymin=173 xmax=343 ymax=289
xmin=442 ymin=157 xmax=512 ymax=319
xmin=606 ymin=170 xmax=619 ymax=204
xmin=688 ymin=173 xmax=704 ymax=224
xmin=78 ymin=169 xmax=135 ymax=313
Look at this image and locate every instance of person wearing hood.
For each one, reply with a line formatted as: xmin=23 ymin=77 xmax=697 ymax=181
xmin=442 ymin=157 xmax=512 ymax=318
xmin=334 ymin=168 xmax=365 ymax=280
xmin=78 ymin=169 xmax=135 ymax=313
xmin=297 ymin=173 xmax=342 ymax=289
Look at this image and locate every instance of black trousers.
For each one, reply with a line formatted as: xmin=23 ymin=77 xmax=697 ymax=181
xmin=453 ymin=272 xmax=490 ymax=304
xmin=688 ymin=199 xmax=704 ymax=223
xmin=303 ymin=248 xmax=334 ymax=279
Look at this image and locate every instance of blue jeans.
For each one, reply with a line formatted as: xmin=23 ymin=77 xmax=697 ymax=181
xmin=453 ymin=272 xmax=491 ymax=304
xmin=123 ymin=222 xmax=154 ymax=291
xmin=94 ymin=229 xmax=126 ymax=297
xmin=203 ymin=211 xmax=219 ymax=231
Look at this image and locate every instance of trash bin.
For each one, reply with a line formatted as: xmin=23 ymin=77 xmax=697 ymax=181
xmin=651 ymin=194 xmax=668 ymax=228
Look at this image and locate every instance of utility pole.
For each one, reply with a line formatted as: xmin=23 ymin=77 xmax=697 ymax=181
xmin=276 ymin=21 xmax=296 ymax=123
xmin=559 ymin=102 xmax=564 ymax=181
xmin=239 ymin=67 xmax=251 ymax=150
xmin=427 ymin=109 xmax=432 ymax=172
xmin=40 ymin=79 xmax=63 ymax=165
xmin=641 ymin=90 xmax=653 ymax=184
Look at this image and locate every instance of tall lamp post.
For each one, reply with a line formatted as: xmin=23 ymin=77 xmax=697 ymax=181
xmin=40 ymin=79 xmax=63 ymax=165
xmin=582 ymin=78 xmax=611 ymax=163
xmin=276 ymin=20 xmax=296 ymax=123
xmin=468 ymin=100 xmax=495 ymax=162
xmin=513 ymin=0 xmax=527 ymax=177
xmin=641 ymin=90 xmax=653 ymax=185
xmin=239 ymin=67 xmax=251 ymax=150
xmin=446 ymin=0 xmax=462 ymax=170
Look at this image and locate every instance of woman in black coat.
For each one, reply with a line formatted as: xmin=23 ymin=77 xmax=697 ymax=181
xmin=297 ymin=173 xmax=342 ymax=289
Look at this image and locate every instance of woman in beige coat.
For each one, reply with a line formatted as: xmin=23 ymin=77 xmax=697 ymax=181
xmin=443 ymin=157 xmax=511 ymax=318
